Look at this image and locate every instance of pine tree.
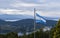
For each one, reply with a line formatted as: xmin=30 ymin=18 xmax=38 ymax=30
xmin=6 ymin=32 xmax=18 ymax=38
xmin=53 ymin=19 xmax=60 ymax=38
xmin=50 ymin=27 xmax=56 ymax=38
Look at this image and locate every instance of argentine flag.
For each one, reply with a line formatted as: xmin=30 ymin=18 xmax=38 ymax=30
xmin=36 ymin=13 xmax=46 ymax=24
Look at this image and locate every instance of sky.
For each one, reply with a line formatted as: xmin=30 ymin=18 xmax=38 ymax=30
xmin=0 ymin=0 xmax=60 ymax=20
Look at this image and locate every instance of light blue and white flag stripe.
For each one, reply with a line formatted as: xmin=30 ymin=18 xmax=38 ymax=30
xmin=36 ymin=13 xmax=46 ymax=24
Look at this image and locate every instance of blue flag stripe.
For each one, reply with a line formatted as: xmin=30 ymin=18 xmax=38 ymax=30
xmin=36 ymin=13 xmax=46 ymax=20
xmin=36 ymin=13 xmax=46 ymax=24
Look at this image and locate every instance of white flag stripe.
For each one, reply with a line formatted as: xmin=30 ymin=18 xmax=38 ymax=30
xmin=36 ymin=13 xmax=46 ymax=23
xmin=36 ymin=16 xmax=46 ymax=22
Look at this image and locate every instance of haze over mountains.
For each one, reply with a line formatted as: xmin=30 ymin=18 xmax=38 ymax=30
xmin=0 ymin=13 xmax=58 ymax=34
xmin=0 ymin=14 xmax=33 ymax=21
xmin=0 ymin=14 xmax=59 ymax=21
xmin=0 ymin=17 xmax=57 ymax=34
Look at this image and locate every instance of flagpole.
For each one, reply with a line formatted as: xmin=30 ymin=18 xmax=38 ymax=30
xmin=34 ymin=8 xmax=36 ymax=38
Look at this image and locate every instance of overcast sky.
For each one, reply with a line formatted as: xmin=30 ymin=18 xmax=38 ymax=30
xmin=0 ymin=0 xmax=60 ymax=19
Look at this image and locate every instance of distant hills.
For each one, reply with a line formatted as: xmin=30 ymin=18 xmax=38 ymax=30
xmin=0 ymin=14 xmax=59 ymax=21
xmin=0 ymin=14 xmax=33 ymax=20
xmin=0 ymin=19 xmax=57 ymax=34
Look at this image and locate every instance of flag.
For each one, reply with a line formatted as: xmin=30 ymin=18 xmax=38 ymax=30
xmin=36 ymin=13 xmax=46 ymax=24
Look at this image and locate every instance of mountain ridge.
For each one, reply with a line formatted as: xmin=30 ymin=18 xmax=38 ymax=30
xmin=0 ymin=19 xmax=57 ymax=34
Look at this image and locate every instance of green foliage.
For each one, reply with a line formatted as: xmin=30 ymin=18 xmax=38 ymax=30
xmin=0 ymin=32 xmax=18 ymax=38
xmin=20 ymin=29 xmax=49 ymax=38
xmin=0 ymin=29 xmax=50 ymax=38
xmin=50 ymin=27 xmax=56 ymax=38
xmin=6 ymin=32 xmax=18 ymax=38
xmin=0 ymin=34 xmax=5 ymax=38
xmin=50 ymin=19 xmax=60 ymax=38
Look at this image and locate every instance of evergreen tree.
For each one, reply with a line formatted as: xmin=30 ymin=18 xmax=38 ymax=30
xmin=51 ymin=19 xmax=60 ymax=38
xmin=53 ymin=20 xmax=60 ymax=38
xmin=50 ymin=27 xmax=56 ymax=38
xmin=6 ymin=32 xmax=18 ymax=38
xmin=0 ymin=34 xmax=5 ymax=38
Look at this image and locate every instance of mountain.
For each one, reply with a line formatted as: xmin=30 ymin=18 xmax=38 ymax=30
xmin=0 ymin=19 xmax=42 ymax=33
xmin=0 ymin=14 xmax=33 ymax=20
xmin=0 ymin=14 xmax=59 ymax=21
xmin=43 ymin=16 xmax=59 ymax=21
xmin=46 ymin=20 xmax=57 ymax=27
xmin=0 ymin=19 xmax=57 ymax=34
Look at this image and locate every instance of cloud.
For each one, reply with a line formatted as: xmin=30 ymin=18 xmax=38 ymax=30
xmin=0 ymin=9 xmax=60 ymax=18
xmin=0 ymin=9 xmax=22 ymax=14
xmin=0 ymin=0 xmax=60 ymax=12
xmin=0 ymin=9 xmax=34 ymax=16
xmin=9 ymin=0 xmax=60 ymax=12
xmin=10 ymin=2 xmax=41 ymax=7
xmin=0 ymin=0 xmax=60 ymax=20
xmin=38 ymin=0 xmax=47 ymax=3
xmin=36 ymin=11 xmax=60 ymax=18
